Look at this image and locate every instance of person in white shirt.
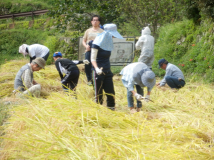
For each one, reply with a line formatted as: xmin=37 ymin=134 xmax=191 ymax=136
xmin=135 ymin=26 xmax=154 ymax=69
xmin=120 ymin=62 xmax=156 ymax=113
xmin=19 ymin=44 xmax=50 ymax=63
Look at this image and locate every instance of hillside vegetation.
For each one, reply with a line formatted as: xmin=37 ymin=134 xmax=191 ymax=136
xmin=0 ymin=59 xmax=214 ymax=159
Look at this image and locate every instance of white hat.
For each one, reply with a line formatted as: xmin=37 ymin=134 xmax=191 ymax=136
xmin=141 ymin=71 xmax=156 ymax=89
xmin=19 ymin=44 xmax=28 ymax=56
xmin=104 ymin=24 xmax=123 ymax=39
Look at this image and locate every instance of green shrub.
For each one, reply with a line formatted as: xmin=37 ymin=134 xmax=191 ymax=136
xmin=0 ymin=24 xmax=8 ymax=30
xmin=153 ymin=19 xmax=214 ymax=82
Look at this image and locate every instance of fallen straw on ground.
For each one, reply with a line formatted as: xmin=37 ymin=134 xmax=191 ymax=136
xmin=0 ymin=60 xmax=213 ymax=159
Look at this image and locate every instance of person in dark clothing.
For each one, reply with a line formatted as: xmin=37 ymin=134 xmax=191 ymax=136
xmin=84 ymin=40 xmax=93 ymax=85
xmin=53 ymin=52 xmax=89 ymax=92
xmin=91 ymin=23 xmax=123 ymax=111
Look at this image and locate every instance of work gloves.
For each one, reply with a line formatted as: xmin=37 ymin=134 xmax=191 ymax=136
xmin=134 ymin=93 xmax=150 ymax=102
xmin=145 ymin=95 xmax=150 ymax=102
xmin=134 ymin=93 xmax=144 ymax=101
xmin=95 ymin=67 xmax=103 ymax=75
xmin=83 ymin=60 xmax=90 ymax=65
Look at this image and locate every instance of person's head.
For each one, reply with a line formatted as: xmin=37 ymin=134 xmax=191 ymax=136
xmin=141 ymin=26 xmax=151 ymax=35
xmin=103 ymin=24 xmax=123 ymax=39
xmin=141 ymin=71 xmax=156 ymax=89
xmin=53 ymin=52 xmax=62 ymax=61
xmin=19 ymin=44 xmax=29 ymax=56
xmin=31 ymin=57 xmax=46 ymax=71
xmin=158 ymin=58 xmax=168 ymax=70
xmin=91 ymin=15 xmax=101 ymax=27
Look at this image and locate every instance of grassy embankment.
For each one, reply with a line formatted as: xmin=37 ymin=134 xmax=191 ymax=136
xmin=0 ymin=59 xmax=213 ymax=159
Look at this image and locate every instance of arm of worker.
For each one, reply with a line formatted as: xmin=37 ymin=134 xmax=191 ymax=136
xmin=30 ymin=56 xmax=36 ymax=63
xmin=82 ymin=38 xmax=91 ymax=52
xmin=135 ymin=36 xmax=144 ymax=50
xmin=55 ymin=61 xmax=64 ymax=80
xmin=91 ymin=48 xmax=103 ymax=75
xmin=158 ymin=67 xmax=173 ymax=87
xmin=22 ymin=69 xmax=33 ymax=89
xmin=72 ymin=60 xmax=90 ymax=65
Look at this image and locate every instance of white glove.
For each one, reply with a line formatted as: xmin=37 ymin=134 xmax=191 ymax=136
xmin=95 ymin=67 xmax=103 ymax=75
xmin=83 ymin=60 xmax=90 ymax=65
xmin=134 ymin=93 xmax=144 ymax=101
xmin=144 ymin=95 xmax=150 ymax=102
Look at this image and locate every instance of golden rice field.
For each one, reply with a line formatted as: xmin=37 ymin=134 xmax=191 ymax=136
xmin=0 ymin=59 xmax=214 ymax=159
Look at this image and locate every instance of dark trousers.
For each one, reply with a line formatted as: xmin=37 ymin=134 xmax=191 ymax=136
xmin=61 ymin=69 xmax=80 ymax=91
xmin=127 ymin=85 xmax=144 ymax=108
xmin=42 ymin=52 xmax=50 ymax=61
xmin=92 ymin=70 xmax=115 ymax=109
xmin=85 ymin=51 xmax=92 ymax=82
xmin=165 ymin=76 xmax=185 ymax=89
xmin=29 ymin=52 xmax=50 ymax=63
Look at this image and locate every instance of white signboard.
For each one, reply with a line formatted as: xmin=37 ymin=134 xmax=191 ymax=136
xmin=78 ymin=37 xmax=135 ymax=66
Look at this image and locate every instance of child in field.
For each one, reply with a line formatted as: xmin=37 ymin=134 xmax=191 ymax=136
xmin=53 ymin=52 xmax=89 ymax=93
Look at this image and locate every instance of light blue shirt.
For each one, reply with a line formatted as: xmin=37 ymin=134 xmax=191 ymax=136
xmin=160 ymin=63 xmax=185 ymax=86
xmin=120 ymin=62 xmax=152 ymax=92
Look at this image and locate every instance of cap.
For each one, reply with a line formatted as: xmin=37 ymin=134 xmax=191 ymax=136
xmin=141 ymin=71 xmax=156 ymax=89
xmin=158 ymin=58 xmax=167 ymax=68
xmin=32 ymin=57 xmax=46 ymax=69
xmin=53 ymin=52 xmax=62 ymax=57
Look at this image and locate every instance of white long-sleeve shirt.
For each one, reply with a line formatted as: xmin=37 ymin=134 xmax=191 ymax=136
xmin=28 ymin=44 xmax=49 ymax=58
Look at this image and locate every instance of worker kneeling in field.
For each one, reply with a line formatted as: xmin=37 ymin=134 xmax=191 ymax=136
xmin=156 ymin=58 xmax=185 ymax=89
xmin=53 ymin=52 xmax=89 ymax=94
xmin=14 ymin=57 xmax=46 ymax=97
xmin=120 ymin=62 xmax=156 ymax=113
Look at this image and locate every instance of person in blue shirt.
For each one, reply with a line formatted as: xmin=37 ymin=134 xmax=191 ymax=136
xmin=91 ymin=23 xmax=123 ymax=111
xmin=157 ymin=58 xmax=185 ymax=89
xmin=120 ymin=62 xmax=156 ymax=113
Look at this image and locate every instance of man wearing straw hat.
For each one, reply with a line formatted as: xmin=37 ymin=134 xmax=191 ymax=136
xmin=19 ymin=44 xmax=50 ymax=63
xmin=120 ymin=62 xmax=156 ymax=113
xmin=14 ymin=57 xmax=46 ymax=97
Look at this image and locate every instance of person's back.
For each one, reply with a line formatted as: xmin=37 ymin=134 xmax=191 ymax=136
xmin=14 ymin=64 xmax=33 ymax=91
xmin=166 ymin=63 xmax=184 ymax=80
xmin=28 ymin=44 xmax=49 ymax=58
xmin=136 ymin=27 xmax=154 ymax=69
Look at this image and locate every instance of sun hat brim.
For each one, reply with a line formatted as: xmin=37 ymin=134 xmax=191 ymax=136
xmin=141 ymin=71 xmax=156 ymax=89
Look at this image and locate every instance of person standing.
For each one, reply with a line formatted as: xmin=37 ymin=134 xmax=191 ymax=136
xmin=19 ymin=44 xmax=50 ymax=63
xmin=14 ymin=57 xmax=46 ymax=97
xmin=53 ymin=52 xmax=89 ymax=93
xmin=156 ymin=58 xmax=185 ymax=89
xmin=82 ymin=15 xmax=104 ymax=85
xmin=120 ymin=62 xmax=156 ymax=113
xmin=135 ymin=26 xmax=154 ymax=69
xmin=91 ymin=23 xmax=123 ymax=111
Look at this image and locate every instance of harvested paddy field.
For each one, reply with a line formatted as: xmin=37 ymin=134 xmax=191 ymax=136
xmin=0 ymin=59 xmax=214 ymax=159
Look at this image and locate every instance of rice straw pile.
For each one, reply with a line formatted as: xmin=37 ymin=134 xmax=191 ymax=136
xmin=0 ymin=60 xmax=214 ymax=159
